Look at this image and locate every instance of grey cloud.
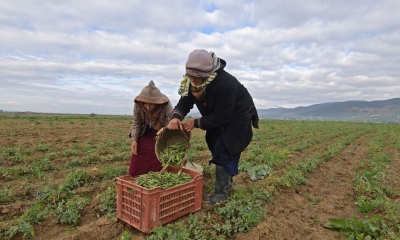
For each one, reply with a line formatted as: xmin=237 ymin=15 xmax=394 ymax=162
xmin=1 ymin=0 xmax=399 ymax=114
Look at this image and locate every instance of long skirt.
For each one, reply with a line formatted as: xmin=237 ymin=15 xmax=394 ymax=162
xmin=129 ymin=128 xmax=162 ymax=177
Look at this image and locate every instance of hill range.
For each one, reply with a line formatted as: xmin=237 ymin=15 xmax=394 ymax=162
xmin=257 ymin=98 xmax=400 ymax=122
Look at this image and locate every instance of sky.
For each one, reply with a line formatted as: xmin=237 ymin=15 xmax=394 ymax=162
xmin=1 ymin=0 xmax=400 ymax=115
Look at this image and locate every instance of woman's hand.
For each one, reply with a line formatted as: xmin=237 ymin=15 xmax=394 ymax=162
xmin=131 ymin=141 xmax=138 ymax=155
xmin=182 ymin=119 xmax=194 ymax=132
xmin=167 ymin=118 xmax=183 ymax=130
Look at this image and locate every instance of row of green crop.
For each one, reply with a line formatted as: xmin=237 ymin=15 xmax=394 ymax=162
xmin=240 ymin=124 xmax=368 ymax=179
xmin=1 ymin=118 xmax=397 ymax=239
xmin=325 ymin=128 xmax=400 ymax=239
xmin=1 ymin=139 xmax=128 ymax=164
xmin=0 ymin=149 xmax=130 ymax=181
xmin=0 ymin=167 xmax=120 ymax=239
xmin=142 ymin=122 xmax=370 ymax=239
xmin=0 ymin=162 xmax=127 ymax=205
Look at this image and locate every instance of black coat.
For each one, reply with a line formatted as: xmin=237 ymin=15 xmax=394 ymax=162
xmin=174 ymin=59 xmax=259 ymax=156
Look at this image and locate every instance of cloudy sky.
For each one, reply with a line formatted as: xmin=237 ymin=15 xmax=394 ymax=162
xmin=1 ymin=0 xmax=399 ymax=115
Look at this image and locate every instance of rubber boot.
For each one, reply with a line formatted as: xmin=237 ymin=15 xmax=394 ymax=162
xmin=229 ymin=176 xmax=234 ymax=193
xmin=206 ymin=166 xmax=232 ymax=206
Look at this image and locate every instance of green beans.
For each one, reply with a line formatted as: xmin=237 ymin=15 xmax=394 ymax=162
xmin=159 ymin=141 xmax=188 ymax=168
xmin=134 ymin=171 xmax=192 ymax=189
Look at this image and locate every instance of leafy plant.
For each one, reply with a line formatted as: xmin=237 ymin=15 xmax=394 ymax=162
xmin=55 ymin=196 xmax=88 ymax=225
xmin=2 ymin=220 xmax=35 ymax=240
xmin=245 ymin=165 xmax=274 ymax=181
xmin=64 ymin=158 xmax=83 ymax=169
xmin=61 ymin=169 xmax=90 ymax=191
xmin=102 ymin=166 xmax=126 ymax=180
xmin=0 ymin=184 xmax=13 ymax=204
xmin=324 ymin=216 xmax=395 ymax=239
xmin=99 ymin=183 xmax=117 ymax=218
xmin=21 ymin=203 xmax=49 ymax=224
xmin=215 ymin=199 xmax=265 ymax=236
xmin=119 ymin=231 xmax=131 ymax=240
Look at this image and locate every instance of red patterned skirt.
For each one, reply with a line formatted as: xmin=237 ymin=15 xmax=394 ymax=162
xmin=129 ymin=128 xmax=162 ymax=177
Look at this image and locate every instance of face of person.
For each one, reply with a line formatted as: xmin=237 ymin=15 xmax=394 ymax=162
xmin=188 ymin=75 xmax=205 ymax=87
xmin=143 ymin=103 xmax=157 ymax=112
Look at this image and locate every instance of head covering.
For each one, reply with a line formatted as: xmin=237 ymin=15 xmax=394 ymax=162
xmin=186 ymin=49 xmax=214 ymax=78
xmin=179 ymin=50 xmax=220 ymax=97
xmin=134 ymin=80 xmax=169 ymax=104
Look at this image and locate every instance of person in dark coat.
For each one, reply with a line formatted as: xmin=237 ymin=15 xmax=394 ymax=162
xmin=129 ymin=80 xmax=173 ymax=177
xmin=167 ymin=49 xmax=259 ymax=205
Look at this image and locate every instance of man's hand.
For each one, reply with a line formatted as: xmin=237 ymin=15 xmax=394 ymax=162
xmin=131 ymin=141 xmax=137 ymax=155
xmin=167 ymin=118 xmax=183 ymax=130
xmin=182 ymin=119 xmax=195 ymax=132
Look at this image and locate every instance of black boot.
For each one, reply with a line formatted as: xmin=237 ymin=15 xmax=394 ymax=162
xmin=206 ymin=166 xmax=232 ymax=206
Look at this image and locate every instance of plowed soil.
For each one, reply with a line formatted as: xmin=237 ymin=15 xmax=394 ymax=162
xmin=1 ymin=114 xmax=399 ymax=239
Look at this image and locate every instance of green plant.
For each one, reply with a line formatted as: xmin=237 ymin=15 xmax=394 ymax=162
xmin=186 ymin=148 xmax=202 ymax=162
xmin=21 ymin=203 xmax=48 ymax=224
xmin=149 ymin=222 xmax=191 ymax=240
xmin=35 ymin=144 xmax=49 ymax=153
xmin=3 ymin=220 xmax=35 ymax=240
xmin=324 ymin=216 xmax=395 ymax=239
xmin=99 ymin=183 xmax=117 ymax=218
xmin=106 ymin=152 xmax=130 ymax=162
xmin=119 ymin=231 xmax=131 ymax=240
xmin=202 ymin=164 xmax=213 ymax=178
xmin=215 ymin=199 xmax=264 ymax=236
xmin=102 ymin=166 xmax=126 ymax=180
xmin=245 ymin=165 xmax=274 ymax=181
xmin=65 ymin=158 xmax=83 ymax=168
xmin=30 ymin=154 xmax=54 ymax=179
xmin=61 ymin=169 xmax=90 ymax=191
xmin=55 ymin=196 xmax=88 ymax=226
xmin=0 ymin=184 xmax=13 ymax=204
xmin=83 ymin=153 xmax=100 ymax=164
xmin=62 ymin=149 xmax=80 ymax=157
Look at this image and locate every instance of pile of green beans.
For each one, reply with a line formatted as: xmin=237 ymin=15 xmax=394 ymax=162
xmin=134 ymin=170 xmax=192 ymax=189
xmin=159 ymin=141 xmax=188 ymax=167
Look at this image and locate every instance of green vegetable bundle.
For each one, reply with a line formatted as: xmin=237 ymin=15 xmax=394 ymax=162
xmin=134 ymin=171 xmax=192 ymax=189
xmin=159 ymin=141 xmax=188 ymax=168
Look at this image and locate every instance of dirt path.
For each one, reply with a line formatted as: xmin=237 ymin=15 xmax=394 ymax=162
xmin=235 ymin=134 xmax=372 ymax=240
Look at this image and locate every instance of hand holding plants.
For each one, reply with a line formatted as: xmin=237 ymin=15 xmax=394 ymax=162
xmin=167 ymin=118 xmax=183 ymax=130
xmin=182 ymin=119 xmax=194 ymax=132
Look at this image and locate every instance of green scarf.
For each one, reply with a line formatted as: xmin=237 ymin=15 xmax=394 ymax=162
xmin=178 ymin=73 xmax=217 ymax=97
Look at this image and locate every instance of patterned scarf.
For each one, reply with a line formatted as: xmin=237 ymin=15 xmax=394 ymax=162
xmin=140 ymin=102 xmax=164 ymax=131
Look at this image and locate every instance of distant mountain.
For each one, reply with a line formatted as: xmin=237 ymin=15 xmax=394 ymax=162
xmin=258 ymin=98 xmax=400 ymax=122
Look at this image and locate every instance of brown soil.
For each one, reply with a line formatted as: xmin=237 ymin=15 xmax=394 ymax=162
xmin=1 ymin=116 xmax=399 ymax=240
xmin=234 ymin=134 xmax=371 ymax=240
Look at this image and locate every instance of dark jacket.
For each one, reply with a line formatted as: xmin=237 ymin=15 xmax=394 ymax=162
xmin=173 ymin=59 xmax=259 ymax=156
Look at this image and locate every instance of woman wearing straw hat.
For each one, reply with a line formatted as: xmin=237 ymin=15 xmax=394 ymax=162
xmin=128 ymin=80 xmax=173 ymax=177
xmin=167 ymin=49 xmax=259 ymax=205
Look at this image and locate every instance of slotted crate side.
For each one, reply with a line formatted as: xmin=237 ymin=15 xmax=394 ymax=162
xmin=116 ymin=167 xmax=203 ymax=233
xmin=159 ymin=183 xmax=196 ymax=223
xmin=121 ymin=190 xmax=141 ymax=224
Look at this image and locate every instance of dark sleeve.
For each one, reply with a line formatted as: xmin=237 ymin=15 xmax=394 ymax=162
xmin=199 ymin=80 xmax=238 ymax=129
xmin=172 ymin=95 xmax=195 ymax=120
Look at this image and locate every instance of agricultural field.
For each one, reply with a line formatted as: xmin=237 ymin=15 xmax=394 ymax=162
xmin=1 ymin=113 xmax=400 ymax=239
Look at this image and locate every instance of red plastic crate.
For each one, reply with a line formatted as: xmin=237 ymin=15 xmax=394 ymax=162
xmin=115 ymin=166 xmax=203 ymax=233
